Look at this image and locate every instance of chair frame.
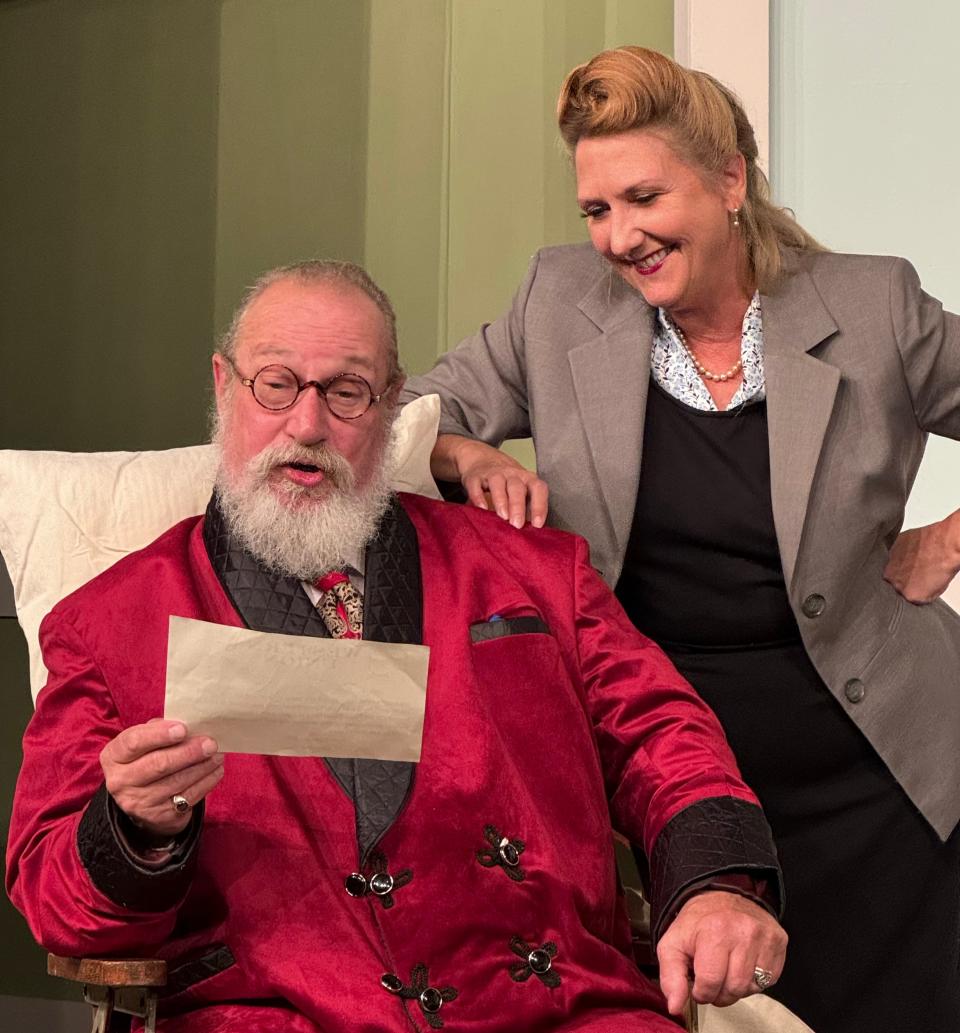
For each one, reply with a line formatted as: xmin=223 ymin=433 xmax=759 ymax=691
xmin=47 ymin=955 xmax=167 ymax=1033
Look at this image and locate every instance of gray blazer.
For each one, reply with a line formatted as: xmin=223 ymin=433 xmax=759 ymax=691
xmin=402 ymin=243 xmax=960 ymax=840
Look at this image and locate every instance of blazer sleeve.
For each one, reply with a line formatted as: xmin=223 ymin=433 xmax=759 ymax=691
xmin=399 ymin=251 xmax=541 ymax=444
xmin=888 ymin=257 xmax=960 ymax=439
xmin=5 ymin=610 xmax=199 ymax=958
xmin=570 ymin=536 xmax=782 ymax=940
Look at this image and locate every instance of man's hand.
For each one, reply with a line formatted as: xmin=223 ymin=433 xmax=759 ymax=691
xmin=883 ymin=513 xmax=960 ymax=603
xmin=100 ymin=719 xmax=225 ymax=838
xmin=454 ymin=438 xmax=549 ymax=529
xmin=656 ymin=891 xmax=787 ymax=1016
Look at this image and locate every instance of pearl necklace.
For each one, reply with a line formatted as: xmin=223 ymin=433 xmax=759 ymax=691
xmin=673 ymin=323 xmax=743 ymax=383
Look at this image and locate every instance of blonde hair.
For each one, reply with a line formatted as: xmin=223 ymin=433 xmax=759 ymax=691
xmin=557 ymin=46 xmax=823 ymax=292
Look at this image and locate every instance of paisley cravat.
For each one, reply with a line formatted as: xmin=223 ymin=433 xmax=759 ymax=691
xmin=315 ymin=570 xmax=363 ymax=639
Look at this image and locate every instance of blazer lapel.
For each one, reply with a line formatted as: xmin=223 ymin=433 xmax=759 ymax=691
xmin=762 ymin=268 xmax=840 ymax=589
xmin=569 ymin=270 xmax=655 ymax=552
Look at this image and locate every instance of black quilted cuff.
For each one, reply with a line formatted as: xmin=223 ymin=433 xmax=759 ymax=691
xmin=648 ymin=796 xmax=783 ymax=944
xmin=76 ymin=783 xmax=203 ymax=912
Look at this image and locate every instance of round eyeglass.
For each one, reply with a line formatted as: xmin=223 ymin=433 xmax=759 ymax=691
xmin=228 ymin=359 xmax=382 ymax=420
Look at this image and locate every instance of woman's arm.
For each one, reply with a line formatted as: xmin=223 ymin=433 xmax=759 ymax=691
xmin=401 ymin=252 xmax=550 ymax=527
xmin=885 ymin=260 xmax=960 ymax=602
xmin=431 ymin=434 xmax=548 ymax=528
xmin=883 ymin=508 xmax=960 ymax=603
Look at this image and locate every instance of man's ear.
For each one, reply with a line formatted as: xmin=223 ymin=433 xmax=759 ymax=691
xmin=211 ymin=353 xmax=230 ymax=412
xmin=385 ymin=374 xmax=406 ymax=407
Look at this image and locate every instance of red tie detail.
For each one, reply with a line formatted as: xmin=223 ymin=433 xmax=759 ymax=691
xmin=315 ymin=571 xmax=350 ymax=593
xmin=314 ymin=571 xmax=362 ymax=639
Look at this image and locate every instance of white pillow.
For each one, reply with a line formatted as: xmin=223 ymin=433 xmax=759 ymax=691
xmin=0 ymin=394 xmax=441 ymax=700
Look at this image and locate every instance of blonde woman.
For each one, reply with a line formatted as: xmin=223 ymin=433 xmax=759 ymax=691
xmin=402 ymin=46 xmax=960 ymax=1033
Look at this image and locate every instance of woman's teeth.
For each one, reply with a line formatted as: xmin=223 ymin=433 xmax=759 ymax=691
xmin=638 ymin=245 xmax=673 ymax=268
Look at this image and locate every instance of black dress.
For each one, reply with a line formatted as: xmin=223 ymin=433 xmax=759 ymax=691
xmin=615 ymin=381 xmax=960 ymax=1033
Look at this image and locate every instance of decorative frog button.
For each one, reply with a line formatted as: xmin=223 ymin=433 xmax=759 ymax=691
xmin=369 ymin=871 xmax=395 ymax=896
xmin=420 ymin=987 xmax=443 ymax=1013
xmin=508 ymin=936 xmax=561 ymax=988
xmin=476 ymin=825 xmax=526 ymax=882
xmin=381 ymin=973 xmax=404 ymax=994
xmin=344 ymin=849 xmax=411 ymax=908
xmin=380 ymin=963 xmax=458 ymax=1029
xmin=528 ymin=949 xmax=552 ymax=974
xmin=344 ymin=873 xmax=368 ymax=898
xmin=498 ymin=838 xmax=520 ymax=867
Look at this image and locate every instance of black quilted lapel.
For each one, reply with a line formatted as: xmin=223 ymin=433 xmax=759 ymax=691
xmin=203 ymin=494 xmax=332 ymax=639
xmin=203 ymin=493 xmax=421 ymax=864
xmin=362 ymin=496 xmax=423 ymax=645
xmin=328 ymin=497 xmax=422 ymax=863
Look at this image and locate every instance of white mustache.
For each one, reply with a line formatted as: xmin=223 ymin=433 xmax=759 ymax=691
xmin=246 ymin=442 xmax=354 ymax=491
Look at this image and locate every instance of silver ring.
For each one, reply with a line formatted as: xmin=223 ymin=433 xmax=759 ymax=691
xmin=753 ymin=967 xmax=773 ymax=992
xmin=171 ymin=794 xmax=191 ymax=814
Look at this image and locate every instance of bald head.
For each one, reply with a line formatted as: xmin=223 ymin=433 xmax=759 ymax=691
xmin=219 ymin=259 xmax=402 ymax=386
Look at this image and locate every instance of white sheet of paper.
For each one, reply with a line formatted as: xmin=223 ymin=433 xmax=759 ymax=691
xmin=163 ymin=615 xmax=428 ymax=761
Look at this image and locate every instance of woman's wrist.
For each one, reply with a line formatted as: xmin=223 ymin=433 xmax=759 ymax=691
xmin=941 ymin=509 xmax=960 ymax=576
xmin=434 ymin=434 xmax=510 ymax=483
xmin=430 ymin=434 xmax=477 ymax=482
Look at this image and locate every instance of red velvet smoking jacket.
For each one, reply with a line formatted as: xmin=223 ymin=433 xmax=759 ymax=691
xmin=7 ymin=494 xmax=777 ymax=1032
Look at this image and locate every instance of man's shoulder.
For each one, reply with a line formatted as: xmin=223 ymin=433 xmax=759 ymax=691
xmin=397 ymin=493 xmax=583 ymax=562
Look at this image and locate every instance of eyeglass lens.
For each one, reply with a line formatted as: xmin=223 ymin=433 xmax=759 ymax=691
xmin=252 ymin=366 xmax=373 ymax=418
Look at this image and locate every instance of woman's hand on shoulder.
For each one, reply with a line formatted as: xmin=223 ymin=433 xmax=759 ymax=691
xmin=883 ymin=509 xmax=960 ymax=603
xmin=434 ymin=435 xmax=548 ymax=529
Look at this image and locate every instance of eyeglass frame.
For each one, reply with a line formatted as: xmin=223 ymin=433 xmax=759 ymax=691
xmin=224 ymin=355 xmax=385 ymax=421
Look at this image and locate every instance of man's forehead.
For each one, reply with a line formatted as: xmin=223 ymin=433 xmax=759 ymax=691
xmin=235 ymin=277 xmax=388 ymax=364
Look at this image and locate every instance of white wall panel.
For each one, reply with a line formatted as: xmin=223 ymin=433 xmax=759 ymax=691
xmin=771 ymin=0 xmax=960 ymax=608
xmin=675 ymin=0 xmax=769 ymax=169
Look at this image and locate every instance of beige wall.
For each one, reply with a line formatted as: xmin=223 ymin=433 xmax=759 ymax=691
xmin=366 ymin=0 xmax=672 ymax=377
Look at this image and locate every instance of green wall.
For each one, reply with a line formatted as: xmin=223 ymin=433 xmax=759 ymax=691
xmin=0 ymin=0 xmax=671 ymax=1001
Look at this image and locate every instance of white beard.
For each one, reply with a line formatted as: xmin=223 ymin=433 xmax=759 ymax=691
xmin=212 ymin=421 xmax=394 ymax=582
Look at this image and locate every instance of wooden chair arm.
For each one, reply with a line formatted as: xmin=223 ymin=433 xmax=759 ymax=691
xmin=48 ymin=954 xmax=167 ymax=1032
xmin=47 ymin=954 xmax=167 ymax=987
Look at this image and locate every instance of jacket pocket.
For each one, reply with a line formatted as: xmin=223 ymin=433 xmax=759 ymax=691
xmin=858 ymin=590 xmax=905 ymax=678
xmin=470 ymin=616 xmax=550 ymax=643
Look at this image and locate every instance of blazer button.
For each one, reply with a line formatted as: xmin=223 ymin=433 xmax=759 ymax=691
xmin=844 ymin=678 xmax=865 ymax=703
xmin=801 ymin=593 xmax=826 ymax=618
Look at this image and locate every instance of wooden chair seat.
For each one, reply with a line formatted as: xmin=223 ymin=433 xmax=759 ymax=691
xmin=48 ymin=954 xmax=167 ymax=1033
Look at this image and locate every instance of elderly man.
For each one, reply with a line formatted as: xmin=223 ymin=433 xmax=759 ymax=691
xmin=7 ymin=261 xmax=785 ymax=1032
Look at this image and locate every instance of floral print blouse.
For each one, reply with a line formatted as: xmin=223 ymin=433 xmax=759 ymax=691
xmin=650 ymin=292 xmax=765 ymax=411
